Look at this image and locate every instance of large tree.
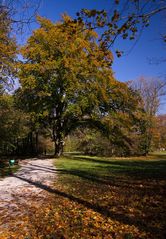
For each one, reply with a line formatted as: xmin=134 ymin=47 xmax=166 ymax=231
xmin=18 ymin=15 xmax=144 ymax=157
xmin=18 ymin=15 xmax=113 ymax=156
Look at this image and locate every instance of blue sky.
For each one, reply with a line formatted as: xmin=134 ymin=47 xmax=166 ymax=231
xmin=35 ymin=0 xmax=166 ymax=82
xmin=19 ymin=0 xmax=166 ymax=113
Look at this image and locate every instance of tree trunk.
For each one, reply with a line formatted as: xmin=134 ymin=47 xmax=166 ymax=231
xmin=53 ymin=128 xmax=65 ymax=157
xmin=35 ymin=131 xmax=39 ymax=155
xmin=54 ymin=139 xmax=64 ymax=157
xmin=52 ymin=114 xmax=65 ymax=157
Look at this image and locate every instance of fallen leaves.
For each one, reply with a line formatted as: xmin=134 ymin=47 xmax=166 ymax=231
xmin=0 ymin=156 xmax=166 ymax=238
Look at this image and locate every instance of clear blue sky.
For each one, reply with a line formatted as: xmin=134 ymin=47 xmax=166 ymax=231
xmin=20 ymin=0 xmax=166 ymax=113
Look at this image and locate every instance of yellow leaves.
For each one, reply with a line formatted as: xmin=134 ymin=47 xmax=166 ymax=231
xmin=79 ymin=38 xmax=91 ymax=49
xmin=0 ymin=12 xmax=17 ymax=86
xmin=85 ymin=29 xmax=98 ymax=38
xmin=19 ymin=13 xmax=114 ymax=94
xmin=20 ymin=76 xmax=36 ymax=90
xmin=36 ymin=15 xmax=53 ymax=30
xmin=61 ymin=13 xmax=73 ymax=23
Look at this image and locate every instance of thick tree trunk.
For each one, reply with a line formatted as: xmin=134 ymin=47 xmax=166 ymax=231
xmin=52 ymin=109 xmax=66 ymax=157
xmin=52 ymin=123 xmax=65 ymax=157
xmin=54 ymin=139 xmax=64 ymax=157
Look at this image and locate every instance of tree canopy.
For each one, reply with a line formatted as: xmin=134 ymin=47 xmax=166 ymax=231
xmin=17 ymin=15 xmax=146 ymax=156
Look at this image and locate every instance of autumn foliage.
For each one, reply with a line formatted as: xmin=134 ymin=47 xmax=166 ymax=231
xmin=15 ymin=15 xmax=150 ymax=157
xmin=0 ymin=155 xmax=166 ymax=238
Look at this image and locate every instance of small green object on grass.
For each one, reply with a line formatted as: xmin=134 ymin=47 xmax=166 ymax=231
xmin=9 ymin=159 xmax=15 ymax=166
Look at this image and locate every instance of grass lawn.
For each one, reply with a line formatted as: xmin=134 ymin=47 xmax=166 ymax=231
xmin=51 ymin=153 xmax=166 ymax=239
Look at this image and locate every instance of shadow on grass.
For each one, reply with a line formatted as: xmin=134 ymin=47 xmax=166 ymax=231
xmin=98 ymin=163 xmax=166 ymax=180
xmin=64 ymin=155 xmax=166 ymax=180
xmin=14 ymin=174 xmax=154 ymax=234
xmin=20 ymin=164 xmax=119 ymax=188
xmin=26 ymin=158 xmax=166 ymax=188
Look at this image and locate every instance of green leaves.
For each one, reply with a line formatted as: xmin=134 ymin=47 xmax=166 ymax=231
xmin=0 ymin=93 xmax=29 ymax=154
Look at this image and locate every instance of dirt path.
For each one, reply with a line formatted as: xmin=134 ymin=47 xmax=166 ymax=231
xmin=0 ymin=158 xmax=56 ymax=235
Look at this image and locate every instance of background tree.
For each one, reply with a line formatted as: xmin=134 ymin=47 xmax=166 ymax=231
xmin=0 ymin=0 xmax=41 ymax=90
xmin=0 ymin=93 xmax=29 ymax=155
xmin=131 ymin=77 xmax=166 ymax=116
xmin=155 ymin=114 xmax=166 ymax=150
xmin=0 ymin=6 xmax=17 ymax=89
xmin=65 ymin=127 xmax=113 ymax=156
xmin=14 ymin=88 xmax=52 ymax=155
xmin=130 ymin=77 xmax=166 ymax=154
xmin=0 ymin=0 xmax=41 ymax=32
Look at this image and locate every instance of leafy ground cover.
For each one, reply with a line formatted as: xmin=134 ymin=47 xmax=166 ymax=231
xmin=0 ymin=154 xmax=166 ymax=239
xmin=51 ymin=153 xmax=166 ymax=239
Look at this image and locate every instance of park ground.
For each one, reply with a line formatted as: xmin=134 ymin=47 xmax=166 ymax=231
xmin=0 ymin=152 xmax=166 ymax=239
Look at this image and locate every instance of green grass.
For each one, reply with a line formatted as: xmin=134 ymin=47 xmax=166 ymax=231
xmin=52 ymin=153 xmax=166 ymax=239
xmin=0 ymin=160 xmax=19 ymax=178
xmin=57 ymin=153 xmax=166 ymax=180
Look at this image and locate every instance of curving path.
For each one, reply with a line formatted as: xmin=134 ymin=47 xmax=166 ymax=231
xmin=0 ymin=158 xmax=56 ymax=234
